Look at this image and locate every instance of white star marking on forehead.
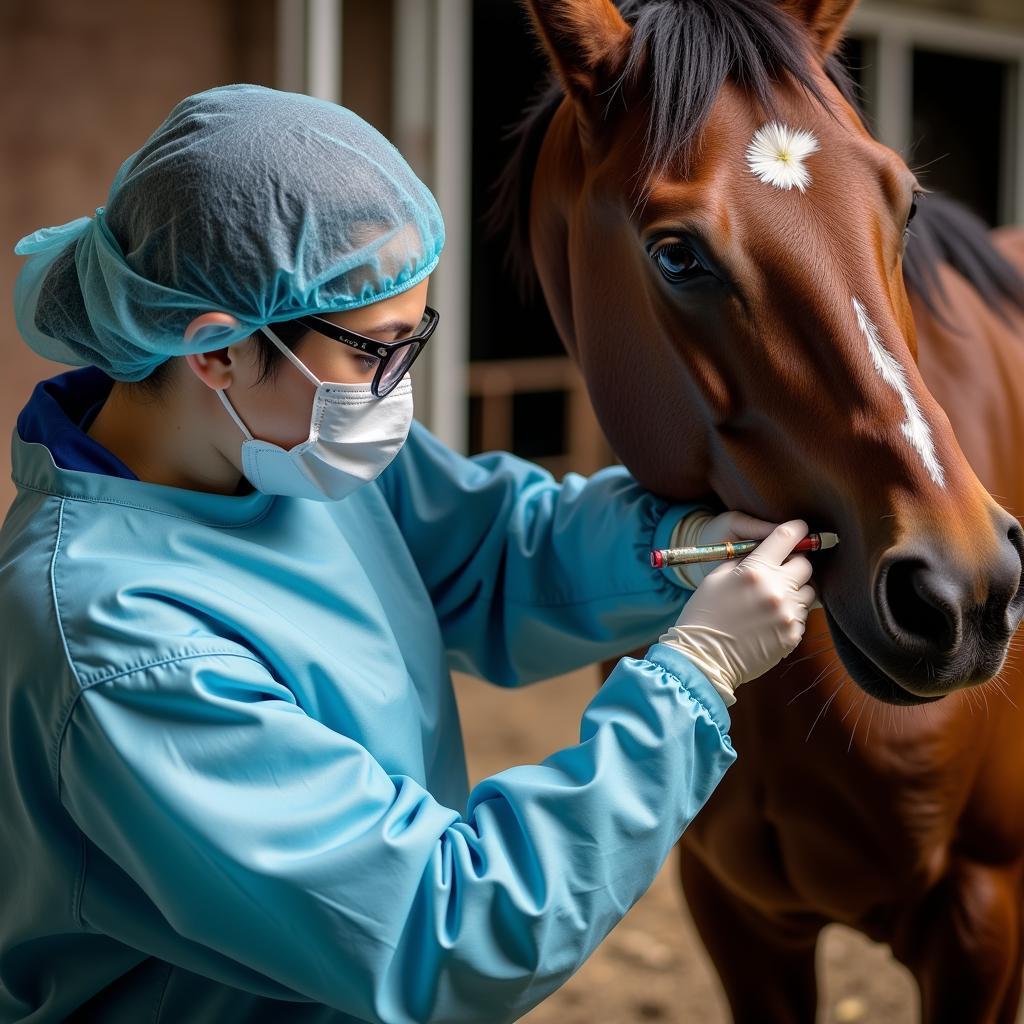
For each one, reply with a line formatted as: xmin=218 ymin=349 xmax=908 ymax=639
xmin=746 ymin=122 xmax=820 ymax=192
xmin=852 ymin=297 xmax=945 ymax=488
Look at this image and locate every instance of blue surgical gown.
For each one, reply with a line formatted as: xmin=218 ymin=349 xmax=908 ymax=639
xmin=0 ymin=370 xmax=736 ymax=1023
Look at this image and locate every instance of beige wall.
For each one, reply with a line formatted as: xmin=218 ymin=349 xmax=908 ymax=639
xmin=0 ymin=0 xmax=273 ymax=513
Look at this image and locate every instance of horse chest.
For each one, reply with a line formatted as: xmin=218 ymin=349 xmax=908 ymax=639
xmin=689 ymin=658 xmax=988 ymax=932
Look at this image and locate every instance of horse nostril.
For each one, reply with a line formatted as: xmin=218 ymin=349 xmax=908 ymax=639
xmin=1003 ymin=520 xmax=1024 ymax=620
xmin=875 ymin=522 xmax=1021 ymax=680
xmin=880 ymin=557 xmax=960 ymax=654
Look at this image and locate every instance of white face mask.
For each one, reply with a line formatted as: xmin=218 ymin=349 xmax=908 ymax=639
xmin=217 ymin=326 xmax=413 ymax=501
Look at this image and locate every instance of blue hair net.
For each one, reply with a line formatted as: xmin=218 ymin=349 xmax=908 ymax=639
xmin=13 ymin=84 xmax=445 ymax=381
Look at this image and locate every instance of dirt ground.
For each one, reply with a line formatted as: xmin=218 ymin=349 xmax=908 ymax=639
xmin=453 ymin=666 xmax=1024 ymax=1024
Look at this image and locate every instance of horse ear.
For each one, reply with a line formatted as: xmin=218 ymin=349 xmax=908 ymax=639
xmin=782 ymin=0 xmax=859 ymax=58
xmin=523 ymin=0 xmax=632 ymax=103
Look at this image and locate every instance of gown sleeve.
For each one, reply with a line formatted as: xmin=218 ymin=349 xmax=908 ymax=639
xmin=377 ymin=422 xmax=700 ymax=685
xmin=59 ymin=644 xmax=735 ymax=1024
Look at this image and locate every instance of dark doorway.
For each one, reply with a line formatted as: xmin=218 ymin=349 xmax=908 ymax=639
xmin=911 ymin=49 xmax=1009 ymax=225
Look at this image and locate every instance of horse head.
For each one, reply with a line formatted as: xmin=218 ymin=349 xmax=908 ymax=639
xmin=522 ymin=0 xmax=1024 ymax=703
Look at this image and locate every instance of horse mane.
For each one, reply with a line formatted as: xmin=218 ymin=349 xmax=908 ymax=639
xmin=902 ymin=193 xmax=1024 ymax=324
xmin=490 ymin=0 xmax=1024 ymax=321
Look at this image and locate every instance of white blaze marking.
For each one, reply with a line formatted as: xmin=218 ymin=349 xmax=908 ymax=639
xmin=746 ymin=122 xmax=819 ymax=192
xmin=852 ymin=296 xmax=945 ymax=487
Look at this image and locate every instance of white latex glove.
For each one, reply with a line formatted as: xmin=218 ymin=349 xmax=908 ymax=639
xmin=668 ymin=508 xmax=782 ymax=589
xmin=660 ymin=520 xmax=817 ymax=707
xmin=670 ymin=507 xmax=824 ymax=610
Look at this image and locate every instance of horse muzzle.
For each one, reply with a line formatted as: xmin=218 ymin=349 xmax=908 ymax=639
xmin=828 ymin=506 xmax=1024 ymax=701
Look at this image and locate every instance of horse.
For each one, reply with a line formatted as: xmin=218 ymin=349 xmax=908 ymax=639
xmin=493 ymin=0 xmax=1024 ymax=1020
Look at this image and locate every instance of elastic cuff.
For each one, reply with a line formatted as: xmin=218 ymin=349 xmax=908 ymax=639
xmin=705 ymin=676 xmax=737 ymax=708
xmin=644 ymin=641 xmax=733 ymax=736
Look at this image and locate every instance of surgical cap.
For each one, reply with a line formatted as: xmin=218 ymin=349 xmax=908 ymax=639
xmin=13 ymin=84 xmax=445 ymax=381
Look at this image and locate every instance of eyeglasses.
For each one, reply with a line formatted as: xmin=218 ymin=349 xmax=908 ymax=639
xmin=294 ymin=306 xmax=439 ymax=397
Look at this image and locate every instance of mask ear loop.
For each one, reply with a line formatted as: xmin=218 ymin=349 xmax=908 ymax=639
xmin=261 ymin=325 xmax=322 ymax=387
xmin=182 ymin=312 xmax=261 ymax=442
xmin=217 ymin=324 xmax=340 ymax=442
xmin=216 ymin=388 xmax=255 ymax=441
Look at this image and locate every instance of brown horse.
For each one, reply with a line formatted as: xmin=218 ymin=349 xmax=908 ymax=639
xmin=496 ymin=0 xmax=1024 ymax=1020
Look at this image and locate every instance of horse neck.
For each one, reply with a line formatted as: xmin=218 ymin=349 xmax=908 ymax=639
xmin=911 ymin=229 xmax=1024 ymax=512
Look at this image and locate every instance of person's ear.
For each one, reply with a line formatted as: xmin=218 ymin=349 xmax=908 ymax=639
xmin=183 ymin=312 xmax=241 ymax=391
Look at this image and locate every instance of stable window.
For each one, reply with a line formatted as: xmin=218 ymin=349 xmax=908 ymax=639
xmin=847 ymin=5 xmax=1024 ymax=226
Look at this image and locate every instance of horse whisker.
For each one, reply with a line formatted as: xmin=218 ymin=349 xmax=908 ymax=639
xmin=788 ymin=656 xmax=839 ymax=704
xmin=781 ymin=645 xmax=835 ymax=675
xmin=847 ymin=693 xmax=872 ymax=752
xmin=806 ymin=679 xmax=846 ymax=742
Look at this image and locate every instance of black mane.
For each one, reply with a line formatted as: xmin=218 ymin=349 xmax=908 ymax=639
xmin=619 ymin=0 xmax=829 ymax=173
xmin=491 ymin=0 xmax=1024 ymax=322
xmin=902 ymin=192 xmax=1024 ymax=324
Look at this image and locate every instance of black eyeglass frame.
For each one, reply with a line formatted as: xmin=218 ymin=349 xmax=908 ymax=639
xmin=293 ymin=305 xmax=439 ymax=397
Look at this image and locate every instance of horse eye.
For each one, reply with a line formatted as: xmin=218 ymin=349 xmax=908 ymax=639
xmin=905 ymin=193 xmax=922 ymax=236
xmin=653 ymin=243 xmax=705 ymax=283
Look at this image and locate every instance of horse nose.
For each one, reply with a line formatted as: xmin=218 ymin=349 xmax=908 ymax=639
xmin=1004 ymin=518 xmax=1024 ymax=624
xmin=877 ymin=554 xmax=961 ymax=657
xmin=876 ymin=517 xmax=1024 ymax=664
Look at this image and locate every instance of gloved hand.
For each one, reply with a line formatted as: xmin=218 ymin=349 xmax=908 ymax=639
xmin=669 ymin=507 xmax=782 ymax=589
xmin=660 ymin=520 xmax=816 ymax=707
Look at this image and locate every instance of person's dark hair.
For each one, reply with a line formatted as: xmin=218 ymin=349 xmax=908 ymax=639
xmin=129 ymin=318 xmax=309 ymax=397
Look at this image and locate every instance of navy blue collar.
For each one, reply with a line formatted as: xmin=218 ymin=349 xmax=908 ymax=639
xmin=12 ymin=367 xmax=275 ymax=525
xmin=17 ymin=367 xmax=138 ymax=480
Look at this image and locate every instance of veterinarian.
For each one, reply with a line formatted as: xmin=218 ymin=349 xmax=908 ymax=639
xmin=0 ymin=86 xmax=816 ymax=1023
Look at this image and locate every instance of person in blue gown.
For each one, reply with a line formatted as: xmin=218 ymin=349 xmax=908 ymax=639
xmin=0 ymin=86 xmax=816 ymax=1023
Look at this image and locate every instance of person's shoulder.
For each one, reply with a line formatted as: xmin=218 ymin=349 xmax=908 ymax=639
xmin=0 ymin=488 xmax=67 ymax=659
xmin=393 ymin=419 xmax=448 ymax=460
xmin=377 ymin=418 xmax=457 ymax=488
xmin=385 ymin=419 xmax=533 ymax=482
xmin=21 ymin=494 xmax=259 ymax=689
